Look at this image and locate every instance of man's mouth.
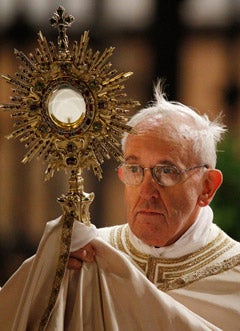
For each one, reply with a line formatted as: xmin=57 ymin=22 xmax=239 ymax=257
xmin=137 ymin=209 xmax=162 ymax=216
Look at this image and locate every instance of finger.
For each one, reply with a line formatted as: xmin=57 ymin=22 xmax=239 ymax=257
xmin=67 ymin=257 xmax=83 ymax=270
xmin=71 ymin=245 xmax=95 ymax=263
xmin=78 ymin=249 xmax=95 ymax=263
xmin=83 ymin=245 xmax=96 ymax=262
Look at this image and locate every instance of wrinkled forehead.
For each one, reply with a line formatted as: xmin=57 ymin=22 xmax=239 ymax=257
xmin=133 ymin=114 xmax=196 ymax=141
xmin=127 ymin=115 xmax=198 ymax=164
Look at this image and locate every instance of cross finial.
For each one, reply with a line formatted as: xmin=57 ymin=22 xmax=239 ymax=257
xmin=50 ymin=6 xmax=75 ymax=52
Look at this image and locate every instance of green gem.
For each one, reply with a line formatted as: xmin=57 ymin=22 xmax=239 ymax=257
xmin=35 ymin=81 xmax=44 ymax=91
xmin=93 ymin=121 xmax=102 ymax=130
xmin=89 ymin=81 xmax=97 ymax=88
xmin=98 ymin=101 xmax=106 ymax=109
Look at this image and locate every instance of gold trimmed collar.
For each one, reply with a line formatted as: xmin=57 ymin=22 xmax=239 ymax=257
xmin=110 ymin=224 xmax=240 ymax=291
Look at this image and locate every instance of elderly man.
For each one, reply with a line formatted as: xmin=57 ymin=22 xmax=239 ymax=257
xmin=69 ymin=84 xmax=240 ymax=329
xmin=1 ymin=85 xmax=240 ymax=330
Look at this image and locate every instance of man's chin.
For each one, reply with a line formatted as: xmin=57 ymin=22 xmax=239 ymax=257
xmin=131 ymin=217 xmax=167 ymax=245
xmin=135 ymin=212 xmax=165 ymax=224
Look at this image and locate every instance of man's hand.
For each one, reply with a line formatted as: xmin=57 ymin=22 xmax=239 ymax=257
xmin=68 ymin=243 xmax=95 ymax=270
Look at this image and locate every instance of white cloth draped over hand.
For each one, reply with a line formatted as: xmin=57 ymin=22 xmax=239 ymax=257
xmin=0 ymin=218 xmax=221 ymax=331
xmin=70 ymin=220 xmax=98 ymax=252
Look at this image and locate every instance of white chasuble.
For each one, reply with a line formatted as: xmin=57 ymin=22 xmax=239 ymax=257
xmin=101 ymin=207 xmax=240 ymax=331
xmin=0 ymin=218 xmax=222 ymax=331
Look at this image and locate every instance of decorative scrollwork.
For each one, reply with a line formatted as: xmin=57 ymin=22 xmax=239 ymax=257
xmin=1 ymin=6 xmax=139 ymax=181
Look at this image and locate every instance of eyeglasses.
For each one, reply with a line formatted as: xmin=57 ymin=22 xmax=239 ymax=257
xmin=118 ymin=163 xmax=208 ymax=187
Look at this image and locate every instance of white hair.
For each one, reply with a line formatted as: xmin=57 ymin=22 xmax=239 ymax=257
xmin=122 ymin=82 xmax=226 ymax=168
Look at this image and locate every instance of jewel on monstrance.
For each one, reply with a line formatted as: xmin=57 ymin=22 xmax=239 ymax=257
xmin=39 ymin=123 xmax=50 ymax=133
xmin=35 ymin=80 xmax=45 ymax=91
xmin=66 ymin=157 xmax=77 ymax=165
xmin=67 ymin=143 xmax=77 ymax=152
xmin=60 ymin=63 xmax=69 ymax=72
xmin=93 ymin=121 xmax=102 ymax=131
xmin=89 ymin=81 xmax=98 ymax=88
xmin=98 ymin=101 xmax=106 ymax=109
xmin=30 ymin=104 xmax=38 ymax=111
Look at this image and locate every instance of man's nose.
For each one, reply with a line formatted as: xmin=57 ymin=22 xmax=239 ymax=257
xmin=139 ymin=169 xmax=159 ymax=199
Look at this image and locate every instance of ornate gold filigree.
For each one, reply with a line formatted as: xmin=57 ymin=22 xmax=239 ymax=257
xmin=0 ymin=6 xmax=139 ymax=182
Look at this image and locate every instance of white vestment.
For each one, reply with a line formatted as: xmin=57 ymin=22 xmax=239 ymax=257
xmin=0 ymin=206 xmax=239 ymax=330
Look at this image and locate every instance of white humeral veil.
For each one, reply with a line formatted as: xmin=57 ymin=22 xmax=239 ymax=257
xmin=0 ymin=218 xmax=221 ymax=331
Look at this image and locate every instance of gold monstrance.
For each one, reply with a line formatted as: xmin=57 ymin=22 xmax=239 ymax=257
xmin=0 ymin=6 xmax=139 ymax=329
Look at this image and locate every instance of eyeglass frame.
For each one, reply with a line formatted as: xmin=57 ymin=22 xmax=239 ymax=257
xmin=117 ymin=163 xmax=209 ymax=187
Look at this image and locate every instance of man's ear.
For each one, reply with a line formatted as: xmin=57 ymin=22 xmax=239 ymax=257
xmin=197 ymin=169 xmax=223 ymax=207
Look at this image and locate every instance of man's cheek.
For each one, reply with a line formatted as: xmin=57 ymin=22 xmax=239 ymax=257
xmin=125 ymin=190 xmax=136 ymax=216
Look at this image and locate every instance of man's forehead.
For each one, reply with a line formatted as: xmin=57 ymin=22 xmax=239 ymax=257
xmin=132 ymin=114 xmax=197 ymax=140
xmin=125 ymin=118 xmax=194 ymax=166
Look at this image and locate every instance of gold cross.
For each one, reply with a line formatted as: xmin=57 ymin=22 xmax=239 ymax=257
xmin=50 ymin=6 xmax=75 ymax=52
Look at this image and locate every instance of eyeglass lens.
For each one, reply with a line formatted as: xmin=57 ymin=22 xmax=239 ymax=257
xmin=120 ymin=164 xmax=180 ymax=186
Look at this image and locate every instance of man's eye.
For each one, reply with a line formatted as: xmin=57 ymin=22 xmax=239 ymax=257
xmin=159 ymin=166 xmax=177 ymax=175
xmin=129 ymin=165 xmax=139 ymax=173
xmin=162 ymin=167 xmax=173 ymax=174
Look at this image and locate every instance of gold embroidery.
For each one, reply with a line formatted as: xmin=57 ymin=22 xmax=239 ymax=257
xmin=125 ymin=225 xmax=226 ymax=263
xmin=109 ymin=224 xmax=240 ymax=291
xmin=39 ymin=214 xmax=74 ymax=329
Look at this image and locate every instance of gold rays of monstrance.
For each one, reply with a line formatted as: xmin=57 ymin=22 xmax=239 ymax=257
xmin=0 ymin=6 xmax=139 ymax=329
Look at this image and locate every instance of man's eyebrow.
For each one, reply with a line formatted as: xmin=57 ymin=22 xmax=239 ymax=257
xmin=159 ymin=160 xmax=176 ymax=167
xmin=124 ymin=156 xmax=177 ymax=167
xmin=124 ymin=155 xmax=138 ymax=162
